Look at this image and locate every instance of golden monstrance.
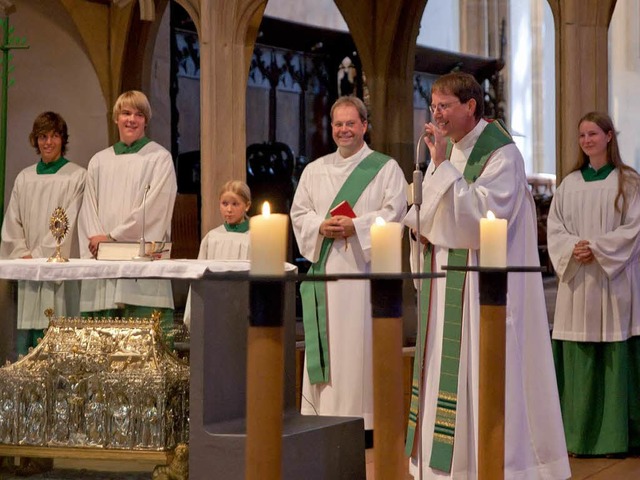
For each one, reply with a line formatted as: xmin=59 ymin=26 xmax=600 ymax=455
xmin=47 ymin=206 xmax=69 ymax=263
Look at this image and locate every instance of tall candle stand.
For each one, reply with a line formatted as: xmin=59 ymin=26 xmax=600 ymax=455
xmin=245 ymin=278 xmax=285 ymax=480
xmin=239 ymin=270 xmax=442 ymax=480
xmin=370 ymin=277 xmax=405 ymax=480
xmin=443 ymin=266 xmax=543 ymax=480
xmin=478 ymin=268 xmax=507 ymax=480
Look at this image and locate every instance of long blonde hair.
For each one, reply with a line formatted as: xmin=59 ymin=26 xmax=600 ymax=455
xmin=572 ymin=111 xmax=640 ymax=213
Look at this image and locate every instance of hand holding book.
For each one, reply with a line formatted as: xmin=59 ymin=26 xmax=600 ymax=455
xmin=330 ymin=201 xmax=356 ymax=250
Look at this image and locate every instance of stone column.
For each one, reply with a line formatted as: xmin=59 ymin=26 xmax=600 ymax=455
xmin=191 ymin=0 xmax=266 ymax=233
xmin=547 ymin=0 xmax=617 ymax=181
xmin=334 ymin=0 xmax=427 ymax=178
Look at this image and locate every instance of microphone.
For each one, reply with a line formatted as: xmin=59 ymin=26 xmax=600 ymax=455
xmin=412 ymin=132 xmax=426 ymax=206
xmin=133 ymin=184 xmax=152 ymax=261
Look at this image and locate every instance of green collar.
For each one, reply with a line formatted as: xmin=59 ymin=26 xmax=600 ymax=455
xmin=224 ymin=219 xmax=249 ymax=233
xmin=582 ymin=163 xmax=614 ymax=182
xmin=36 ymin=156 xmax=69 ymax=175
xmin=113 ymin=136 xmax=151 ymax=155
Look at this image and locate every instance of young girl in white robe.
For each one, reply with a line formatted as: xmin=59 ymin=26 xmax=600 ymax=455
xmin=183 ymin=180 xmax=251 ymax=328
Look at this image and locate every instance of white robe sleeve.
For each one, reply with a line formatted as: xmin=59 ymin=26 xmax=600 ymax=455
xmin=0 ymin=172 xmax=30 ymax=258
xmin=590 ymin=182 xmax=640 ymax=279
xmin=410 ymin=144 xmax=526 ymax=251
xmin=547 ymin=180 xmax=582 ymax=282
xmin=290 ymin=166 xmax=326 ymax=263
xmin=77 ymin=158 xmax=103 ymax=258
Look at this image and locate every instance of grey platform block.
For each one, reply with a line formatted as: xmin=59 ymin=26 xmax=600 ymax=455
xmin=191 ymin=413 xmax=365 ymax=479
xmin=189 ymin=276 xmax=365 ymax=479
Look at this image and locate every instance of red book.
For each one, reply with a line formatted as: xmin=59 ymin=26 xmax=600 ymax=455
xmin=330 ymin=200 xmax=356 ymax=218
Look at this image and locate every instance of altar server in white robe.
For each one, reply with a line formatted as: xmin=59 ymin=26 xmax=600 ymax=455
xmin=547 ymin=111 xmax=640 ymax=456
xmin=403 ymin=72 xmax=570 ymax=479
xmin=78 ymin=91 xmax=177 ymax=339
xmin=0 ymin=112 xmax=85 ymax=355
xmin=290 ymin=96 xmax=407 ymax=439
xmin=183 ymin=180 xmax=251 ymax=329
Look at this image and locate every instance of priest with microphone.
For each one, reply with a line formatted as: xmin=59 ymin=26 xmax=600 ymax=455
xmin=77 ymin=90 xmax=177 ymax=342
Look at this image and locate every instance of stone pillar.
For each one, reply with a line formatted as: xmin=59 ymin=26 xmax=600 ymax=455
xmin=195 ymin=0 xmax=266 ymax=233
xmin=547 ymin=0 xmax=616 ymax=181
xmin=460 ymin=0 xmax=508 ymax=58
xmin=461 ymin=0 xmax=489 ymax=57
xmin=334 ymin=0 xmax=427 ymax=178
xmin=60 ymin=0 xmax=139 ymax=143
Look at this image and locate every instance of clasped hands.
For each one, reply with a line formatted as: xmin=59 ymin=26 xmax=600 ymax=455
xmin=572 ymin=239 xmax=594 ymax=264
xmin=320 ymin=216 xmax=355 ymax=240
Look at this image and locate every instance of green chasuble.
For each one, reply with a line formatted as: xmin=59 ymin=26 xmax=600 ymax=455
xmin=404 ymin=120 xmax=514 ymax=473
xmin=36 ymin=156 xmax=69 ymax=175
xmin=300 ymin=151 xmax=391 ymax=384
xmin=113 ymin=136 xmax=151 ymax=155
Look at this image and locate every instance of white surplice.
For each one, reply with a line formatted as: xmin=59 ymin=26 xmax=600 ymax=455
xmin=77 ymin=141 xmax=177 ymax=311
xmin=183 ymin=225 xmax=250 ymax=328
xmin=404 ymin=120 xmax=570 ymax=479
xmin=0 ymin=162 xmax=86 ymax=328
xmin=290 ymin=143 xmax=407 ymax=429
xmin=196 ymin=225 xmax=250 ymax=260
xmin=547 ymin=169 xmax=640 ymax=341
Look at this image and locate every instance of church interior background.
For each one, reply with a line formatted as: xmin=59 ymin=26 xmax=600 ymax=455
xmin=0 ymin=0 xmax=639 ymax=477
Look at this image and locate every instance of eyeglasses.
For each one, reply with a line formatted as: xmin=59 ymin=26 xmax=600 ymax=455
xmin=429 ymin=101 xmax=460 ymax=114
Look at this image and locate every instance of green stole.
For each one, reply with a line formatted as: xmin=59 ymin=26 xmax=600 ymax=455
xmin=300 ymin=151 xmax=391 ymax=384
xmin=404 ymin=120 xmax=514 ymax=473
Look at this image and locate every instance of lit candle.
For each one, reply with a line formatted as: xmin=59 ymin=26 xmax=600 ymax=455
xmin=479 ymin=210 xmax=507 ymax=267
xmin=370 ymin=217 xmax=402 ymax=273
xmin=249 ymin=202 xmax=289 ymax=275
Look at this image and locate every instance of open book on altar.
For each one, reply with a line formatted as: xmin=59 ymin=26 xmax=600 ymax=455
xmin=97 ymin=241 xmax=172 ymax=261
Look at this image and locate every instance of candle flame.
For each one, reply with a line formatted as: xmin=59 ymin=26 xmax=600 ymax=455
xmin=486 ymin=210 xmax=496 ymax=220
xmin=375 ymin=216 xmax=386 ymax=226
xmin=262 ymin=201 xmax=271 ymax=218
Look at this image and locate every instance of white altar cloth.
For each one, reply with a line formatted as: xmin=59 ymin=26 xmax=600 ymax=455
xmin=0 ymin=258 xmax=296 ymax=281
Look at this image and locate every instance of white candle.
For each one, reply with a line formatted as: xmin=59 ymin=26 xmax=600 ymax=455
xmin=250 ymin=202 xmax=289 ymax=275
xmin=370 ymin=217 xmax=402 ymax=273
xmin=479 ymin=210 xmax=507 ymax=267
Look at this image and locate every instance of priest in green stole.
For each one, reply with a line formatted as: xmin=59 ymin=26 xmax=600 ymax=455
xmin=291 ymin=96 xmax=407 ymax=440
xmin=0 ymin=112 xmax=86 ymax=355
xmin=403 ymin=72 xmax=570 ymax=479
